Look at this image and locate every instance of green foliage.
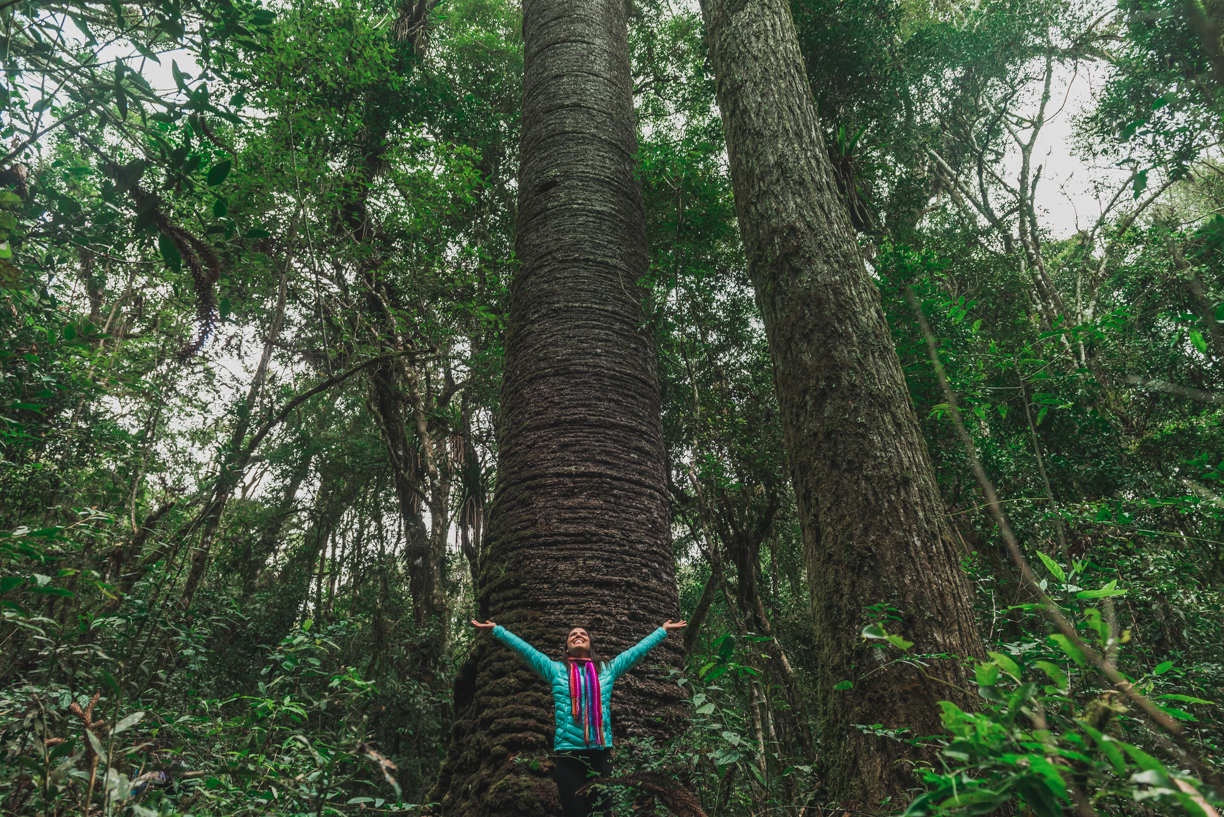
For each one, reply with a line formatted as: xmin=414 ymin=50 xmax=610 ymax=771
xmin=658 ymin=635 xmax=818 ymax=816
xmin=904 ymin=622 xmax=1222 ymax=817
xmin=0 ymin=611 xmax=418 ymax=815
xmin=852 ymin=574 xmax=1224 ymax=817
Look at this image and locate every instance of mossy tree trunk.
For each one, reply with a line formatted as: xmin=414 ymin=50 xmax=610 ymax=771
xmin=698 ymin=0 xmax=986 ymax=809
xmin=431 ymin=1 xmax=686 ymax=814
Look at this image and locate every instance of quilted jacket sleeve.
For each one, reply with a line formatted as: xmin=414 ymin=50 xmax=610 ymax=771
xmin=493 ymin=626 xmax=557 ymax=682
xmin=607 ymin=627 xmax=667 ymax=683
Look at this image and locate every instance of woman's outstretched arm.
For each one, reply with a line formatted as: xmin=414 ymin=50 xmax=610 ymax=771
xmin=471 ymin=619 xmax=556 ymax=681
xmin=607 ymin=620 xmax=686 ymax=682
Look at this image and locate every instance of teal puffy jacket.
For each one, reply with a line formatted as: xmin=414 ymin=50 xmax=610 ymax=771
xmin=493 ymin=625 xmax=668 ymax=751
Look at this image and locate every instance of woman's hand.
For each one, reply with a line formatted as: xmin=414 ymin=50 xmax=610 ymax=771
xmin=662 ymin=620 xmax=687 ymax=632
xmin=471 ymin=619 xmax=497 ymax=631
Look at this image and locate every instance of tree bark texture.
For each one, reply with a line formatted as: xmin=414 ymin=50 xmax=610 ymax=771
xmin=698 ymin=0 xmax=986 ymax=808
xmin=432 ymin=2 xmax=685 ymax=814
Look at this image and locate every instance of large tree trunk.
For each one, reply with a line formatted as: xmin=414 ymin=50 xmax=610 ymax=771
xmin=431 ymin=2 xmax=686 ymax=814
xmin=698 ymin=0 xmax=986 ymax=809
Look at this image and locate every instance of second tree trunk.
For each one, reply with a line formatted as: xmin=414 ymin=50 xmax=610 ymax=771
xmin=699 ymin=0 xmax=986 ymax=808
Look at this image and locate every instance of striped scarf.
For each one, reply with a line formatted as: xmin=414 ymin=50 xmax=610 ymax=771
xmin=568 ymin=658 xmax=604 ymax=747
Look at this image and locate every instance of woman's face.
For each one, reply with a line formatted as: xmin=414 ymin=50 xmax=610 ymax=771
xmin=567 ymin=628 xmax=591 ymax=656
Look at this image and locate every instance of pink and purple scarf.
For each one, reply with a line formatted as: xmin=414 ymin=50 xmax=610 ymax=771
xmin=568 ymin=658 xmax=604 ymax=747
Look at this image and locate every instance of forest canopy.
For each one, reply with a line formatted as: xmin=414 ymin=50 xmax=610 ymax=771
xmin=2 ymin=0 xmax=1224 ymax=815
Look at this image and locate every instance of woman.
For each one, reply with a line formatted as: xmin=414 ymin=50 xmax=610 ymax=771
xmin=471 ymin=618 xmax=686 ymax=817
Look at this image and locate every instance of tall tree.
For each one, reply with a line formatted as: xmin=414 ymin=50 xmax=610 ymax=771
xmin=431 ymin=1 xmax=686 ymax=814
xmin=698 ymin=0 xmax=987 ymax=808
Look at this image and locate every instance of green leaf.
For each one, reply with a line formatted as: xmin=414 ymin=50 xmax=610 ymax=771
xmin=885 ymin=634 xmax=914 ymax=651
xmin=158 ymin=232 xmax=182 ymax=271
xmin=1119 ymin=740 xmax=1165 ymax=774
xmin=0 ymin=576 xmax=23 ymax=592
xmin=988 ymin=651 xmax=1021 ymax=680
xmin=905 ymin=787 xmax=954 ymax=817
xmin=1082 ymin=607 xmax=1109 ymax=644
xmin=1156 ymin=704 xmax=1198 ymax=721
xmin=171 ymin=59 xmax=190 ymax=91
xmin=1035 ymin=660 xmax=1067 ymax=688
xmin=1028 ymin=755 xmax=1069 ymax=800
xmin=1190 ymin=329 xmax=1208 ymax=354
xmin=1077 ymin=580 xmax=1126 ymax=599
xmin=86 ymin=729 xmax=106 ymax=763
xmin=1155 ymin=694 xmax=1214 ymax=704
xmin=1074 ymin=587 xmax=1119 ymax=601
xmin=936 ymin=701 xmax=968 ymax=729
xmin=834 ymin=680 xmax=853 ymax=691
xmin=207 ymin=160 xmax=232 ymax=186
xmin=114 ymin=711 xmax=144 ymax=734
xmin=99 ymin=669 xmax=122 ymax=698
xmin=213 ymin=197 xmax=228 ymax=218
xmin=69 ymin=13 xmax=96 ymax=43
xmin=63 ymin=323 xmax=76 ymax=341
xmin=246 ymin=227 xmax=271 ymax=239
xmin=1078 ymin=721 xmax=1125 ymax=775
xmin=49 ymin=736 xmax=78 ymax=760
xmin=1153 ymin=661 xmax=1173 ymax=675
xmin=861 ymin=622 xmax=912 ymax=650
xmin=1036 ymin=551 xmax=1066 ymax=584
xmin=1132 ymin=169 xmax=1149 ymax=199
xmin=30 ymin=587 xmax=73 ymax=597
xmin=132 ymin=41 xmax=161 ymax=64
xmin=1015 ymin=776 xmax=1063 ymax=817
xmin=975 ymin=662 xmax=1000 ymax=687
xmin=1049 ymin=634 xmax=1086 ymax=666
xmin=938 ymin=788 xmax=1005 ymax=809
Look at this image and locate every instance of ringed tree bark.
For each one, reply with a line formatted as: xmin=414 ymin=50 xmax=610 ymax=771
xmin=431 ymin=1 xmax=686 ymax=814
xmin=698 ymin=0 xmax=986 ymax=809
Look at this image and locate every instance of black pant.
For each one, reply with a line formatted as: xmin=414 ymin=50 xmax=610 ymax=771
xmin=554 ymin=749 xmax=612 ymax=817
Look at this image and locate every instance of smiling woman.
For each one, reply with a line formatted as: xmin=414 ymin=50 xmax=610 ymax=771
xmin=469 ymin=618 xmax=686 ymax=817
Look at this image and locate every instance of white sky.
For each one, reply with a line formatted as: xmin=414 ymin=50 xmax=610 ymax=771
xmin=1019 ymin=62 xmax=1134 ymax=239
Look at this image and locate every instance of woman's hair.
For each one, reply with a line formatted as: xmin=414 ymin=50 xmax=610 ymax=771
xmin=564 ymin=627 xmax=601 ymax=668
